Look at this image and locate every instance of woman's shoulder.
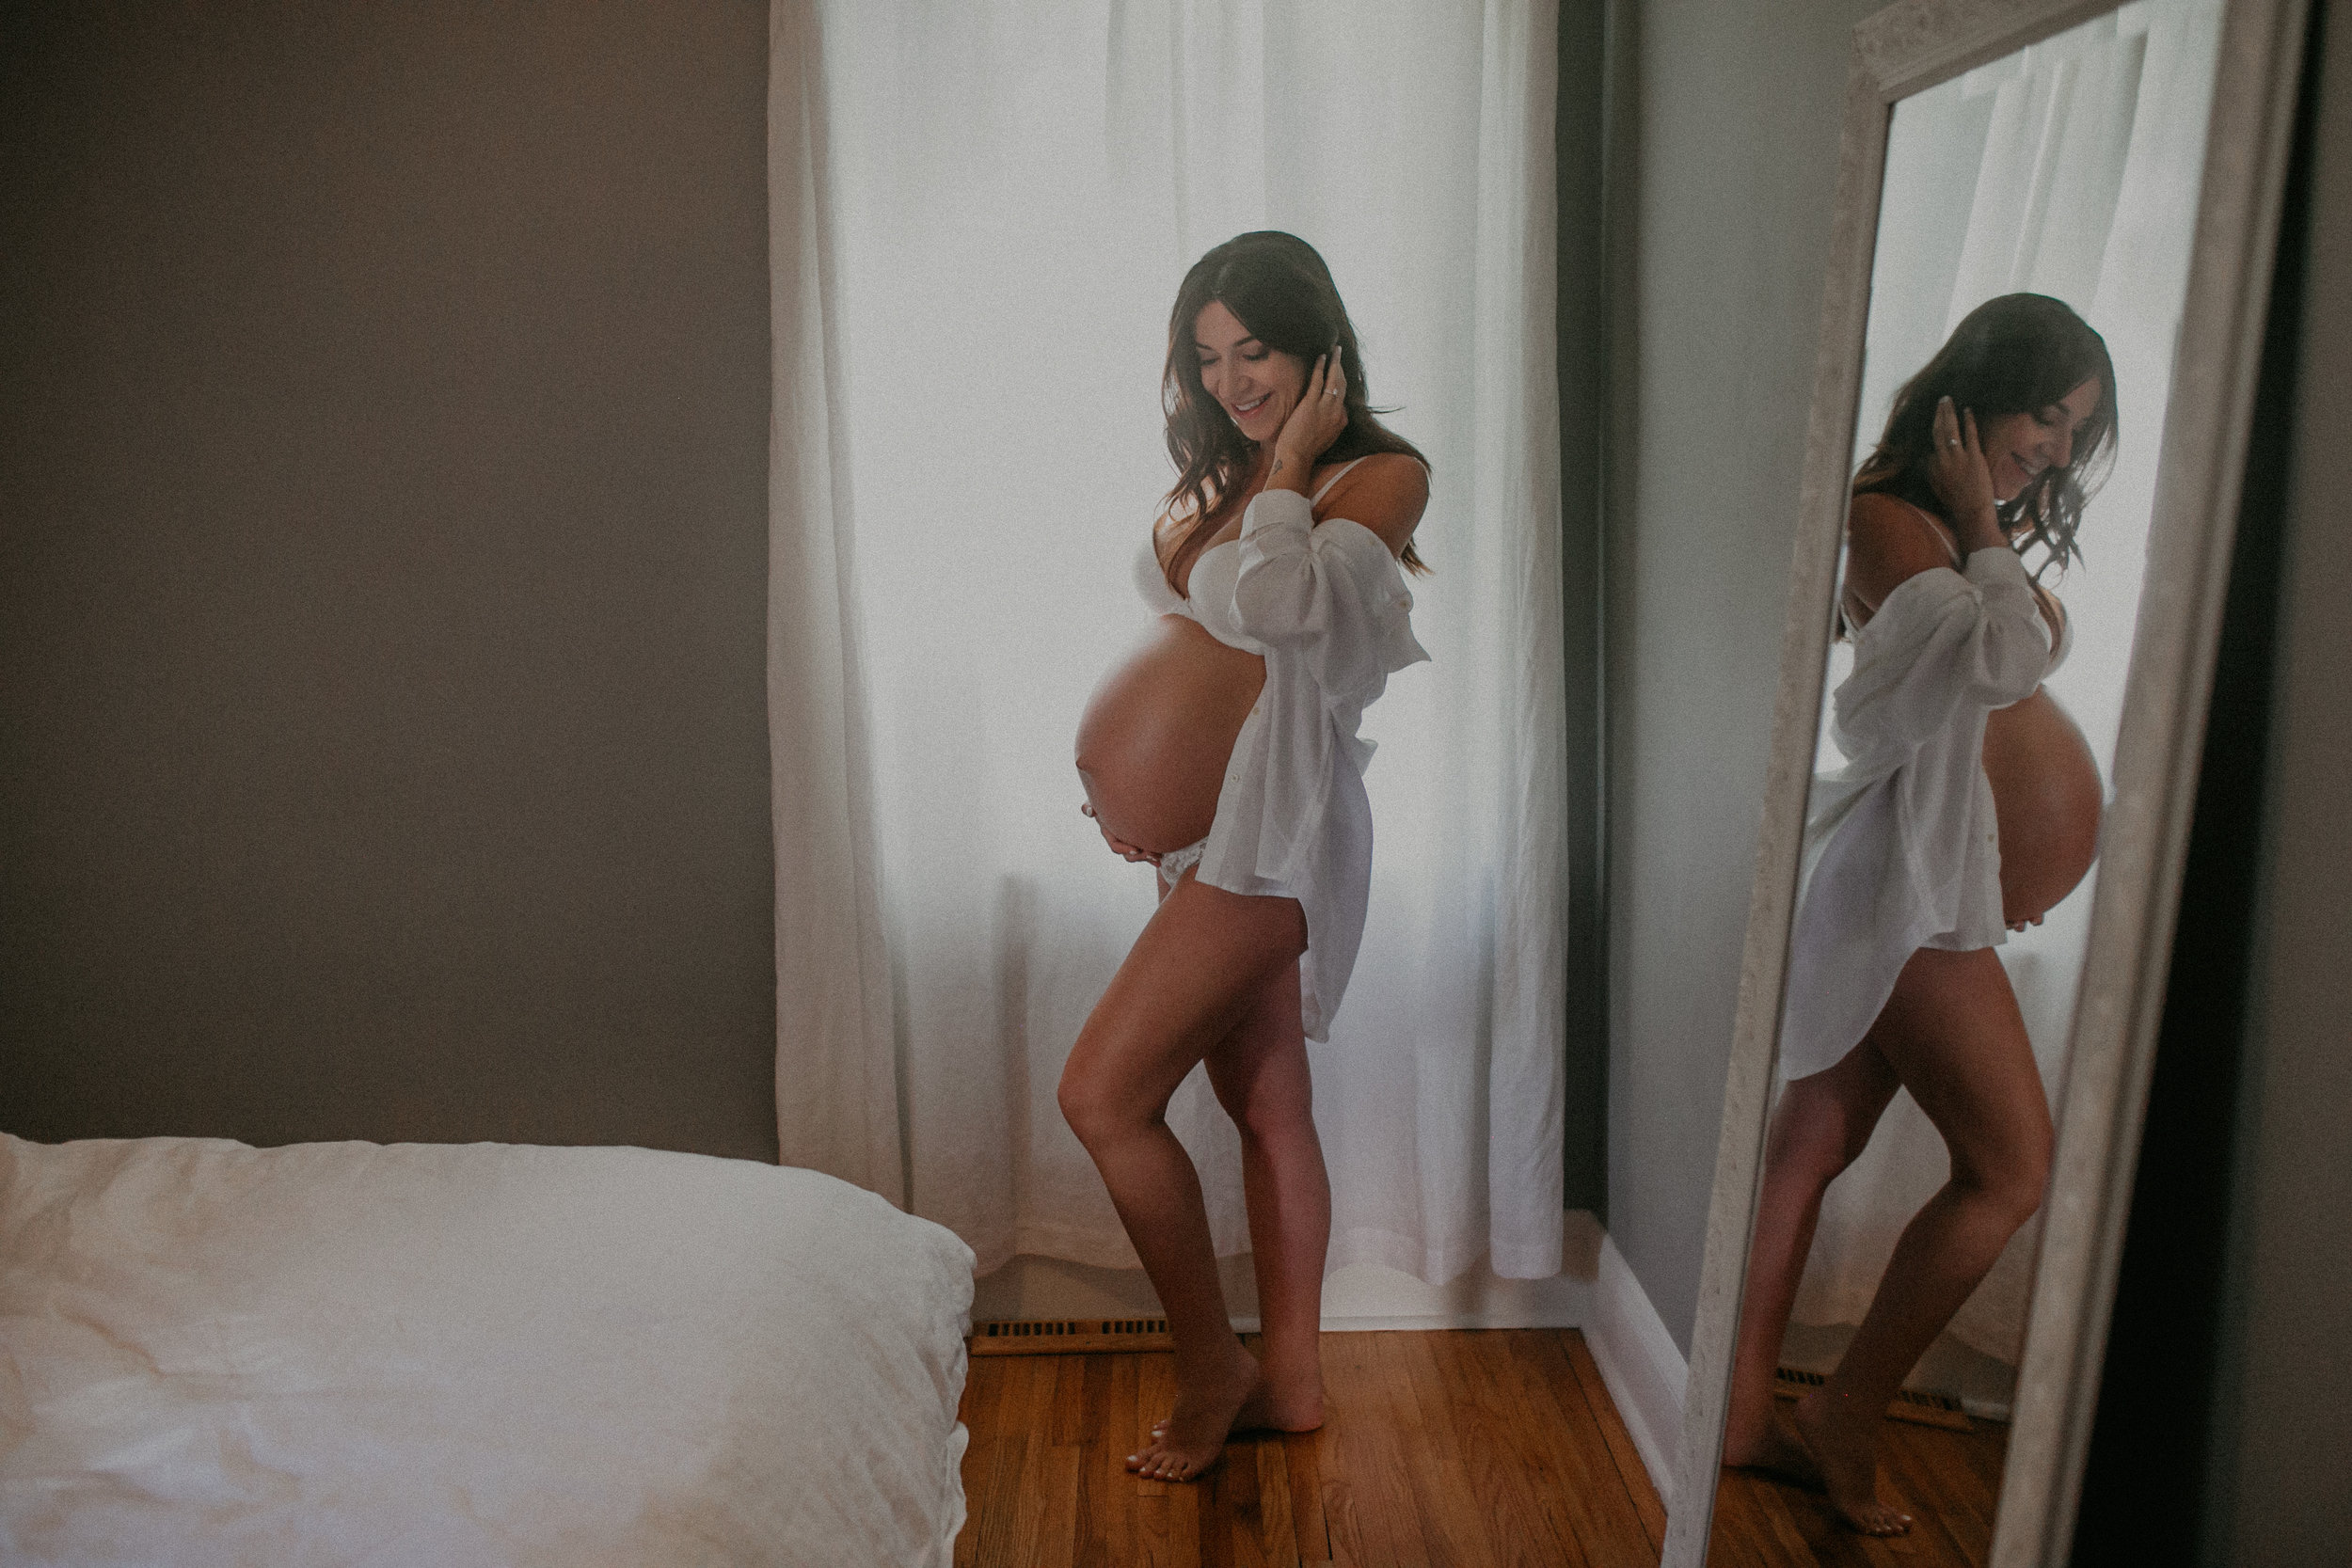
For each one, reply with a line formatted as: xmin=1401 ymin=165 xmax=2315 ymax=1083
xmin=1313 ymin=452 xmax=1428 ymax=553
xmin=1845 ymin=490 xmax=1963 ymax=619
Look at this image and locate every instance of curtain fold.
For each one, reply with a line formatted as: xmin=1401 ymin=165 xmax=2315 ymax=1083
xmin=771 ymin=0 xmax=1568 ymax=1285
xmin=1797 ymin=0 xmax=2222 ymax=1362
xmin=766 ymin=0 xmax=905 ymax=1205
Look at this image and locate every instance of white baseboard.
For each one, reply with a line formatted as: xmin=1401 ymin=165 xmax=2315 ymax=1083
xmin=1577 ymin=1230 xmax=1689 ymax=1505
xmin=970 ymin=1211 xmax=1690 ymax=1504
xmin=972 ymin=1213 xmax=1604 ymax=1332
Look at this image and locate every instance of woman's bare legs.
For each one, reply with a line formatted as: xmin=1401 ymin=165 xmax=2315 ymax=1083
xmin=1057 ymin=868 xmax=1316 ymax=1481
xmin=1723 ymin=1040 xmax=1903 ymax=1485
xmin=1788 ymin=945 xmax=2052 ymax=1533
xmin=1210 ymin=958 xmax=1329 ymax=1430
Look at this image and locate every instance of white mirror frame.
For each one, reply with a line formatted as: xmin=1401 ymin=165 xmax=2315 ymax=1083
xmin=1659 ymin=0 xmax=2312 ymax=1561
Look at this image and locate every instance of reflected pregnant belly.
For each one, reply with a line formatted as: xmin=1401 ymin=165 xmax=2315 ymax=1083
xmin=1074 ymin=614 xmax=1266 ymax=855
xmin=1985 ymin=688 xmax=2104 ymax=927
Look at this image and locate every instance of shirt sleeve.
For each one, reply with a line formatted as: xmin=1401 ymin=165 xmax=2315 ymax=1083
xmin=1830 ymin=545 xmax=2053 ymax=766
xmin=1229 ymin=487 xmax=1430 ymax=701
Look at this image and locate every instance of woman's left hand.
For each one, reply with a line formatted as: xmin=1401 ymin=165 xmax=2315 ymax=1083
xmin=1081 ymin=802 xmax=1161 ymax=865
xmin=1270 ymin=342 xmax=1348 ymax=489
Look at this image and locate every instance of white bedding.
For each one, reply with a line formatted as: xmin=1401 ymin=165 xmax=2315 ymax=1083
xmin=0 ymin=1135 xmax=974 ymax=1567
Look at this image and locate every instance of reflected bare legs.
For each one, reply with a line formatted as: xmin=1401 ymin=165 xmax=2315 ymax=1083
xmin=1057 ymin=867 xmax=1329 ymax=1482
xmin=1724 ymin=946 xmax=2054 ymax=1535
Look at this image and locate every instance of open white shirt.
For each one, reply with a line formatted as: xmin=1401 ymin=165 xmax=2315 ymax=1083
xmin=1136 ymin=477 xmax=1429 ymax=1041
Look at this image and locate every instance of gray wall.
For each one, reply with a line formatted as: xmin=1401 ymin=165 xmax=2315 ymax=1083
xmin=0 ymin=2 xmax=779 ymax=1160
xmin=1602 ymin=0 xmax=1880 ymax=1350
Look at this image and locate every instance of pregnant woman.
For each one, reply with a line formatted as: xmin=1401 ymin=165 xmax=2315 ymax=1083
xmin=1063 ymin=231 xmax=1430 ymax=1482
xmin=1724 ymin=293 xmax=2117 ymax=1533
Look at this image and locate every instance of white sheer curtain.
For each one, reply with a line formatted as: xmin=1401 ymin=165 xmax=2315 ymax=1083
xmin=767 ymin=1 xmax=1568 ymax=1285
xmin=1795 ymin=0 xmax=2222 ymax=1362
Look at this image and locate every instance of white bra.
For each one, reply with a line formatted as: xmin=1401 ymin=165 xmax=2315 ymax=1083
xmin=1134 ymin=458 xmax=1372 ymax=652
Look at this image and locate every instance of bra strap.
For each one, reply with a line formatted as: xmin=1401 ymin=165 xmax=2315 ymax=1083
xmin=1310 ymin=456 xmax=1370 ymax=507
xmin=1893 ymin=496 xmax=1964 ymax=566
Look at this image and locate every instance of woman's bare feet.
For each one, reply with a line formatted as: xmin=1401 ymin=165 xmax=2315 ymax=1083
xmin=1723 ymin=1407 xmax=1825 ymax=1491
xmin=1127 ymin=1347 xmax=1264 ymax=1482
xmin=1790 ymin=1388 xmax=1913 ymax=1536
xmin=1149 ymin=1366 xmax=1325 ymax=1443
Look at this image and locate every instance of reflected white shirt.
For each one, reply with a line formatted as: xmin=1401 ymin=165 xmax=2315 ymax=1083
xmin=1778 ymin=545 xmax=2054 ymax=1080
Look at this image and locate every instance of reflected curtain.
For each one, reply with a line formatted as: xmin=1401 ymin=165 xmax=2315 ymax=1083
xmin=767 ymin=1 xmax=1569 ymax=1283
xmin=1796 ymin=0 xmax=2223 ymax=1363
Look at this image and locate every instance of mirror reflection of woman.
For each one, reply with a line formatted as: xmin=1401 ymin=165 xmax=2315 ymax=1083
xmin=1062 ymin=231 xmax=1431 ymax=1482
xmin=1725 ymin=294 xmax=2117 ymax=1534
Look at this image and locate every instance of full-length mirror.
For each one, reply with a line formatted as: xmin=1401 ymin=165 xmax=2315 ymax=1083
xmin=1660 ymin=0 xmax=2308 ymax=1561
xmin=1718 ymin=7 xmax=2225 ymax=1553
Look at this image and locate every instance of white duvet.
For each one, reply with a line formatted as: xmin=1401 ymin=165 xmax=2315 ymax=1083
xmin=0 ymin=1135 xmax=973 ymax=1567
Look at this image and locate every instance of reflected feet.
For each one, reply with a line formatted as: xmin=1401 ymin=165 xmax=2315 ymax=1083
xmin=1126 ymin=1347 xmax=1263 ymax=1482
xmin=1723 ymin=1407 xmax=1825 ymax=1491
xmin=1791 ymin=1388 xmax=1915 ymax=1536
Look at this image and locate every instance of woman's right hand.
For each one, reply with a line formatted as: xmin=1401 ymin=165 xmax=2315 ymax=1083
xmin=1926 ymin=396 xmax=2006 ymax=554
xmin=1081 ymin=802 xmax=1161 ymax=865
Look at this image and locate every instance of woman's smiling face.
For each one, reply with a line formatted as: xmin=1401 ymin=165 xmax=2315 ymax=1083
xmin=1193 ymin=300 xmax=1307 ymax=447
xmin=1979 ymin=376 xmax=2104 ymax=502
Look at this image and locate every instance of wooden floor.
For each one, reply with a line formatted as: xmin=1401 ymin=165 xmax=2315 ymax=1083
xmin=954 ymin=1328 xmax=1665 ymax=1568
xmin=1708 ymin=1415 xmax=2010 ymax=1567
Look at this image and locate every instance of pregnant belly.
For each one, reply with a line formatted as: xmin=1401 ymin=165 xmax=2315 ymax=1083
xmin=1075 ymin=615 xmax=1266 ymax=854
xmin=1984 ymin=688 xmax=2104 ymax=927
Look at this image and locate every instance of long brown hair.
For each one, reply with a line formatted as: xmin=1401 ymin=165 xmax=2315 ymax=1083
xmin=1157 ymin=231 xmax=1430 ymax=591
xmin=1853 ymin=293 xmax=2119 ymax=584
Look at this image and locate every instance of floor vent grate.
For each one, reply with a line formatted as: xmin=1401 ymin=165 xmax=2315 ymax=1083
xmin=1773 ymin=1365 xmax=1974 ymax=1431
xmin=969 ymin=1317 xmax=1175 ymax=1356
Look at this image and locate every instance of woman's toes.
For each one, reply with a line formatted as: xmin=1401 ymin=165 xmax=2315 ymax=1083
xmin=1843 ymin=1501 xmax=1913 ymax=1537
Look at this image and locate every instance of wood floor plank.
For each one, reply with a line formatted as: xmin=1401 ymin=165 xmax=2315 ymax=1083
xmin=1318 ymin=1329 xmax=1429 ymax=1567
xmin=1708 ymin=1470 xmax=1800 ymax=1568
xmin=1252 ymin=1428 xmax=1301 ymax=1567
xmin=1560 ymin=1330 xmax=1670 ymax=1550
xmin=1497 ymin=1329 xmax=1665 ymax=1567
xmin=1282 ymin=1418 xmax=1332 ymax=1563
xmin=1135 ymin=1353 xmax=1177 ymax=1565
xmin=1200 ymin=1429 xmax=1260 ymax=1568
xmin=1879 ymin=1426 xmax=1988 ymax=1568
xmin=955 ymin=1355 xmax=1007 ymax=1568
xmin=969 ymin=1357 xmax=1046 ymax=1568
xmin=1385 ymin=1330 xmax=1507 ymax=1567
xmin=1496 ymin=1327 xmax=1647 ymax=1565
xmin=1014 ymin=1434 xmax=1084 ymax=1568
xmin=1072 ymin=1354 xmax=1138 ymax=1568
xmin=1431 ymin=1330 xmax=1591 ymax=1568
xmin=1002 ymin=1361 xmax=1080 ymax=1568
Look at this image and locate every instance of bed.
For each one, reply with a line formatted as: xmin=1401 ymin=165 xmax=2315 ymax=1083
xmin=0 ymin=1134 xmax=974 ymax=1566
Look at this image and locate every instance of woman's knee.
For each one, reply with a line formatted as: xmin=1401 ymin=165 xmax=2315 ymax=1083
xmin=1057 ymin=1051 xmax=1135 ymax=1148
xmin=1215 ymin=1077 xmax=1314 ymax=1148
xmin=1955 ymin=1115 xmax=2054 ymax=1226
xmin=1766 ymin=1085 xmax=1876 ymax=1185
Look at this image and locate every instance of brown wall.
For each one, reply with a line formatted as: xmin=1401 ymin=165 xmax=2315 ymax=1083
xmin=0 ymin=2 xmax=779 ymax=1160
